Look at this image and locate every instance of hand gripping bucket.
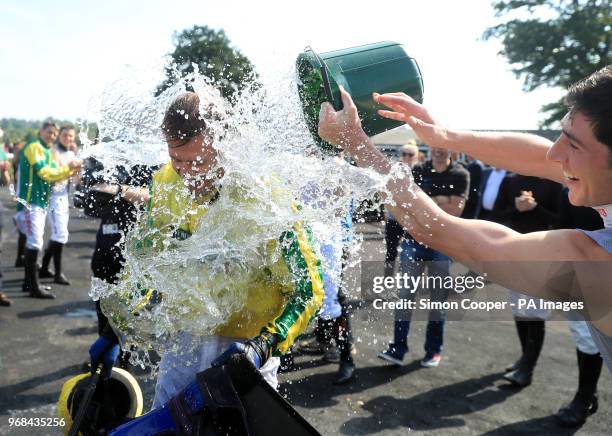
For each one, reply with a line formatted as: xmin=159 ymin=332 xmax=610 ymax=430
xmin=296 ymin=41 xmax=423 ymax=152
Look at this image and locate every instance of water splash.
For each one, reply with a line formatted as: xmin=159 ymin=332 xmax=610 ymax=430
xmin=84 ymin=59 xmax=392 ymax=367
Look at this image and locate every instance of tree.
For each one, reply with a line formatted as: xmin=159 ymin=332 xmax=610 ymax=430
xmin=157 ymin=25 xmax=257 ymax=102
xmin=483 ymin=0 xmax=611 ymax=126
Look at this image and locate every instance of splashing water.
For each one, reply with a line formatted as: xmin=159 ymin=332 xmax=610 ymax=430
xmin=83 ymin=60 xmax=394 ymax=368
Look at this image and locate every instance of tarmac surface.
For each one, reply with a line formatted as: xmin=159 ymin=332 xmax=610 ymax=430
xmin=0 ymin=187 xmax=610 ymax=435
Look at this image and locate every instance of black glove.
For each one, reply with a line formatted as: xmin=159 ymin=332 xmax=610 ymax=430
xmin=211 ymin=332 xmax=278 ymax=369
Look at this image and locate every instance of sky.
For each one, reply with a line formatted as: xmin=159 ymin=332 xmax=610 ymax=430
xmin=0 ymin=0 xmax=565 ymax=130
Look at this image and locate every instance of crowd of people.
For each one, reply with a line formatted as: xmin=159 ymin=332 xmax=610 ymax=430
xmin=0 ymin=65 xmax=609 ymax=434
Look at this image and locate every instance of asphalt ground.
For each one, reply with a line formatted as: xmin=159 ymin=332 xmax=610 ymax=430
xmin=0 ymin=187 xmax=609 ymax=435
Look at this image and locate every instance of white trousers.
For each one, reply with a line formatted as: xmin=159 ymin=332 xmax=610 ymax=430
xmin=15 ymin=205 xmax=47 ymax=250
xmin=152 ymin=334 xmax=280 ymax=410
xmin=48 ymin=192 xmax=70 ymax=244
xmin=569 ymin=320 xmax=599 ymax=355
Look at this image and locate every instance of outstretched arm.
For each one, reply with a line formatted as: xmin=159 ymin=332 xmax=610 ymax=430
xmin=373 ymin=92 xmax=564 ymax=184
xmin=318 ymin=88 xmax=612 ymax=331
xmin=24 ymin=143 xmax=78 ymax=183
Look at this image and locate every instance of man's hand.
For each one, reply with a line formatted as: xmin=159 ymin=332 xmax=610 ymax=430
xmin=89 ymin=335 xmax=120 ymax=379
xmin=374 ymin=92 xmax=450 ymax=148
xmin=318 ymin=86 xmax=368 ymax=153
xmin=515 ymin=191 xmax=537 ymax=212
xmin=68 ymin=159 xmax=83 ymax=172
xmin=211 ymin=333 xmax=277 ymax=370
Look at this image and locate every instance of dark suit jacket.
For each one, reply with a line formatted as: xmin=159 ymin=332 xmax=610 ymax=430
xmin=461 ymin=159 xmax=485 ymax=219
xmin=492 ymin=173 xmax=563 ymax=234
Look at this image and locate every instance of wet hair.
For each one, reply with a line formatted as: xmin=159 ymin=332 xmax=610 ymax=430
xmin=41 ymin=121 xmax=59 ymax=132
xmin=59 ymin=124 xmax=76 ymax=135
xmin=161 ymin=92 xmax=207 ymax=147
xmin=565 ymin=66 xmax=612 ymax=157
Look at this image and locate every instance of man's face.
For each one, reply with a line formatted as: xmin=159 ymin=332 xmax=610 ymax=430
xmin=548 ymin=111 xmax=612 ymax=207
xmin=168 ymin=132 xmax=219 ymax=193
xmin=59 ymin=129 xmax=75 ymax=149
xmin=40 ymin=126 xmax=58 ymax=145
xmin=431 ymin=147 xmax=450 ymax=166
xmin=400 ymin=146 xmax=418 ymax=168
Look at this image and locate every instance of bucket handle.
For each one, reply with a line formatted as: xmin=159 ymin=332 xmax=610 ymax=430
xmin=304 ymin=46 xmax=339 ymax=110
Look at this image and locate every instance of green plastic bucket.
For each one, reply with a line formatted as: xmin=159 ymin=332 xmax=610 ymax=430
xmin=297 ymin=41 xmax=423 ymax=152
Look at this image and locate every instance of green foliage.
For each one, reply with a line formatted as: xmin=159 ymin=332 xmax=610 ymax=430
xmin=483 ymin=0 xmax=611 ymax=126
xmin=0 ymin=118 xmax=91 ymax=145
xmin=157 ymin=25 xmax=257 ymax=102
xmin=0 ymin=119 xmax=42 ymax=144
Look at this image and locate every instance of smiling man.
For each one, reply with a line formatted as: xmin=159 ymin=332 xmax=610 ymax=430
xmin=318 ymin=66 xmax=612 ymax=371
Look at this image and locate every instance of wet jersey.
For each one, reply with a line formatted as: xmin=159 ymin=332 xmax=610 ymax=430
xmin=112 ymin=162 xmax=324 ymax=355
xmin=16 ymin=138 xmax=73 ymax=210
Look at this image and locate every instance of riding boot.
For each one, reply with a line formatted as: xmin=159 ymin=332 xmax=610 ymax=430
xmin=504 ymin=320 xmax=544 ymax=387
xmin=24 ymin=249 xmax=55 ymax=299
xmin=39 ymin=243 xmax=55 ymax=278
xmin=15 ymin=231 xmax=26 ymax=267
xmin=506 ymin=318 xmax=529 ymax=371
xmin=332 ymin=313 xmax=356 ymax=384
xmin=556 ymin=349 xmax=602 ymax=426
xmin=52 ymin=242 xmax=70 ymax=285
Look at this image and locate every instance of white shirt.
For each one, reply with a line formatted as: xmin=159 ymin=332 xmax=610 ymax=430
xmin=481 ymin=168 xmax=507 ymax=211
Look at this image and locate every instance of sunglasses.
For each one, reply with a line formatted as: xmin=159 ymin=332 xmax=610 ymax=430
xmin=401 ymin=152 xmax=415 ymax=157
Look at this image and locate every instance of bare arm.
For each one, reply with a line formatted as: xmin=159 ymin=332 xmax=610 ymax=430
xmin=91 ymin=183 xmax=149 ymax=205
xmin=373 ymin=93 xmax=564 ymax=184
xmin=318 ymin=87 xmax=612 ymax=332
xmin=121 ymin=185 xmax=149 ymax=205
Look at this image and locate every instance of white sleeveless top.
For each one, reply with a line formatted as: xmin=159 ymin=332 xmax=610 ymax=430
xmin=581 ymin=204 xmax=612 ymax=371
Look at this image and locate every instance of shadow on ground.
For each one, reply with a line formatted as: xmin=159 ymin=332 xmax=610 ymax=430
xmin=0 ymin=364 xmax=82 ymax=415
xmin=18 ymin=300 xmax=95 ymax=319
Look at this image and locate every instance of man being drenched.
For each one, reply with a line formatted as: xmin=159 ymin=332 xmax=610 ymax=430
xmin=94 ymin=92 xmax=325 ymax=410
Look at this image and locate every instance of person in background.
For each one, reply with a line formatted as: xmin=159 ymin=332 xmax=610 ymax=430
xmin=383 ymin=140 xmax=419 ymax=278
xmin=14 ymin=121 xmax=81 ymax=299
xmin=478 ymin=166 xmax=507 ymax=222
xmin=491 ymin=173 xmax=563 ymax=387
xmin=0 ymin=145 xmax=11 ymax=186
xmin=299 ymin=186 xmax=357 ymax=385
xmin=460 ymin=157 xmax=485 ymax=219
xmin=0 ymin=150 xmax=9 ymax=306
xmin=79 ymin=153 xmax=155 ymax=371
xmin=12 ymin=141 xmax=27 ymax=268
xmin=379 ymin=146 xmax=469 ymax=368
xmin=39 ymin=125 xmax=77 ymax=285
xmin=0 ymin=145 xmax=11 ymax=305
